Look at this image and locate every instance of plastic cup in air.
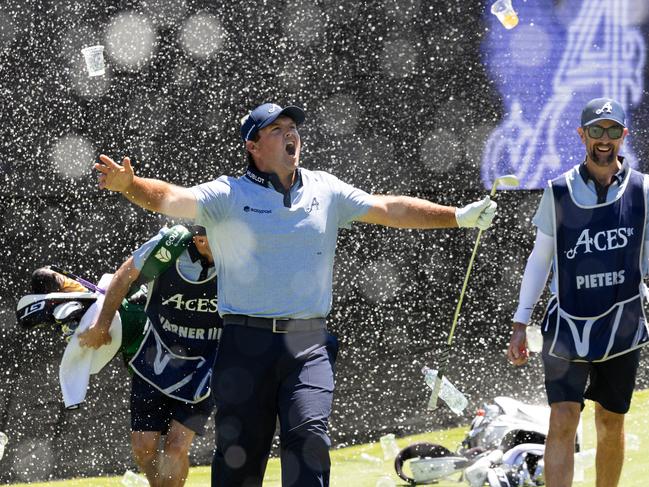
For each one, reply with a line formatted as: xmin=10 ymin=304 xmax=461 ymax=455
xmin=81 ymin=45 xmax=106 ymax=76
xmin=490 ymin=0 xmax=519 ymax=29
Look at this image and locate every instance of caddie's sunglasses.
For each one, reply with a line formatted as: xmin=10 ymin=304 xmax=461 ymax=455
xmin=585 ymin=124 xmax=624 ymax=140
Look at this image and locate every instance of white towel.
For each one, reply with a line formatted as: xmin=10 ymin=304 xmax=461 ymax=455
xmin=59 ymin=274 xmax=122 ymax=409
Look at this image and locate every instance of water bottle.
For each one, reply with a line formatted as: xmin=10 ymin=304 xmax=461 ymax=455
xmin=421 ymin=366 xmax=468 ymax=415
xmin=121 ymin=470 xmax=148 ymax=486
xmin=0 ymin=432 xmax=8 ymax=461
xmin=526 ymin=324 xmax=543 ymax=353
xmin=379 ymin=433 xmax=400 ymax=460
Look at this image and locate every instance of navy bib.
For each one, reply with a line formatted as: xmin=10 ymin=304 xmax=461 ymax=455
xmin=130 ymin=258 xmax=222 ymax=403
xmin=545 ymin=168 xmax=649 ymax=361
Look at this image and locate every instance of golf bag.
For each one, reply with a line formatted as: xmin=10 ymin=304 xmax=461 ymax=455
xmin=394 ymin=397 xmax=579 ymax=485
xmin=16 ymin=286 xmax=148 ymax=367
xmin=462 ymin=396 xmax=581 ymax=454
xmin=16 ymin=292 xmax=98 ymax=341
xmin=394 ymin=442 xmax=474 ymax=485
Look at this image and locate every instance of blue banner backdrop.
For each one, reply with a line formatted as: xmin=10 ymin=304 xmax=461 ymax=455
xmin=481 ymin=0 xmax=647 ymax=189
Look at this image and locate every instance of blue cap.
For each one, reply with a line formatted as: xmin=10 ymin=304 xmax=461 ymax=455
xmin=581 ymin=98 xmax=626 ymax=127
xmin=240 ymin=103 xmax=306 ymax=142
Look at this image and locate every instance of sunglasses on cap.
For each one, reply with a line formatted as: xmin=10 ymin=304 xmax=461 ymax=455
xmin=584 ymin=124 xmax=624 ymax=140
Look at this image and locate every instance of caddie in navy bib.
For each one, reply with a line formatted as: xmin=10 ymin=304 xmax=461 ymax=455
xmin=544 ymin=168 xmax=649 ymax=362
xmin=130 ymin=259 xmax=222 ymax=403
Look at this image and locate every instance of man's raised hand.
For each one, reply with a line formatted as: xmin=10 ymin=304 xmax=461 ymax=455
xmin=95 ymin=155 xmax=134 ymax=192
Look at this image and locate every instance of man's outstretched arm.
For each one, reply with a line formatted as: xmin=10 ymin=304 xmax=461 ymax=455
xmin=357 ymin=194 xmax=497 ymax=230
xmin=95 ymin=154 xmax=198 ymax=219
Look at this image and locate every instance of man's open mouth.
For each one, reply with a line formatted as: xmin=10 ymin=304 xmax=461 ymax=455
xmin=286 ymin=142 xmax=296 ymax=156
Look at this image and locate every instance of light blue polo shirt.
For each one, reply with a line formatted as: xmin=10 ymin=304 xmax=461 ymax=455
xmin=533 ymin=160 xmax=649 ymax=292
xmin=190 ymin=167 xmax=374 ymax=319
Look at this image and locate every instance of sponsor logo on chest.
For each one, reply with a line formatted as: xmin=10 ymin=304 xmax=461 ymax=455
xmin=243 ymin=205 xmax=272 ymax=214
xmin=161 ymin=293 xmax=218 ymax=313
xmin=565 ymin=227 xmax=634 ymax=259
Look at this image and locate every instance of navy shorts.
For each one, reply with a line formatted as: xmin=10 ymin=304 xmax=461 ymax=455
xmin=541 ymin=344 xmax=641 ymax=414
xmin=130 ymin=374 xmax=215 ymax=435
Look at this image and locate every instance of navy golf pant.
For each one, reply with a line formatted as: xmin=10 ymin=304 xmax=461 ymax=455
xmin=211 ymin=325 xmax=338 ymax=487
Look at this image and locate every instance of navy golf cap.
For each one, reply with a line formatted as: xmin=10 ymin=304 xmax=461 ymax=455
xmin=240 ymin=103 xmax=305 ymax=142
xmin=190 ymin=225 xmax=206 ymax=236
xmin=581 ymin=97 xmax=626 ymax=127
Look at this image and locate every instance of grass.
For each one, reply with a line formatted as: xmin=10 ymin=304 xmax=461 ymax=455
xmin=10 ymin=389 xmax=649 ymax=486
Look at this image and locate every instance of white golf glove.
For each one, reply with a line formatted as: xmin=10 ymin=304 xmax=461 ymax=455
xmin=455 ymin=196 xmax=498 ymax=230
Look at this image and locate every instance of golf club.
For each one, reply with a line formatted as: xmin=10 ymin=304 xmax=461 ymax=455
xmin=50 ymin=265 xmax=106 ymax=294
xmin=427 ymin=174 xmax=520 ymax=411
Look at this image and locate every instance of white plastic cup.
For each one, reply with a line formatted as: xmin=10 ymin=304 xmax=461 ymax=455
xmin=573 ymin=449 xmax=595 ymax=482
xmin=626 ymin=433 xmax=640 ymax=451
xmin=81 ymin=45 xmax=106 ymax=76
xmin=121 ymin=470 xmax=148 ymax=486
xmin=0 ymin=432 xmax=8 ymax=461
xmin=379 ymin=433 xmax=400 ymax=461
xmin=526 ymin=324 xmax=543 ymax=353
xmin=490 ymin=0 xmax=519 ymax=29
xmin=375 ymin=475 xmax=396 ymax=487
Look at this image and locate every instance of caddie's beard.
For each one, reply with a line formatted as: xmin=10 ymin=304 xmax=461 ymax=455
xmin=588 ymin=144 xmax=617 ymax=167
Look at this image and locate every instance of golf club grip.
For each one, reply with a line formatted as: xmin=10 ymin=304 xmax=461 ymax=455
xmin=427 ymin=346 xmax=450 ymax=410
xmin=50 ymin=265 xmax=105 ymax=294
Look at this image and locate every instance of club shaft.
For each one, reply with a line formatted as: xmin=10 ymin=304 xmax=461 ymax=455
xmin=50 ymin=266 xmax=105 ymax=294
xmin=429 ymin=180 xmax=502 ymax=411
xmin=445 ymin=182 xmax=499 ymax=346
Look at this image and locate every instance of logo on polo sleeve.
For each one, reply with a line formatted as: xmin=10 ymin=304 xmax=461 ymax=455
xmin=155 ymin=247 xmax=172 ymax=262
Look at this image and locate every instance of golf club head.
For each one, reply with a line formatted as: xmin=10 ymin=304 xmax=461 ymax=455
xmin=490 ymin=174 xmax=520 ymax=194
xmin=495 ymin=174 xmax=520 ymax=187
